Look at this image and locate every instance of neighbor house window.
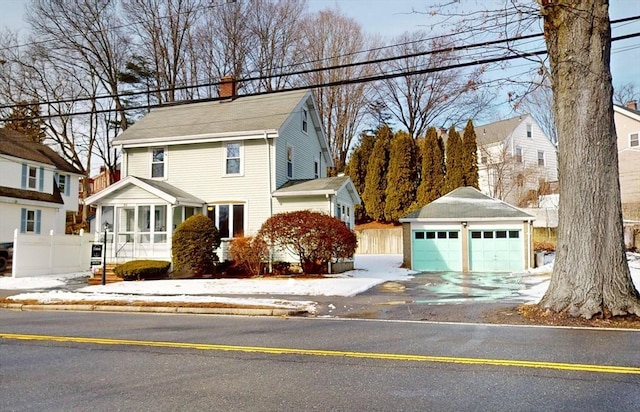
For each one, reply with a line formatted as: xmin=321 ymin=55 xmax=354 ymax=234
xmin=537 ymin=150 xmax=545 ymax=166
xmin=151 ymin=148 xmax=165 ymax=178
xmin=22 ymin=164 xmax=44 ymax=191
xmin=207 ymin=203 xmax=244 ymax=238
xmin=302 ymin=109 xmax=308 ymax=133
xmin=225 ymin=142 xmax=241 ymax=175
xmin=28 ymin=166 xmax=37 ymax=189
xmin=20 ymin=208 xmax=41 ymax=234
xmin=287 ymin=145 xmax=293 ymax=179
xmin=631 ymin=132 xmax=639 ymax=148
xmin=526 ymin=123 xmax=532 ymax=138
xmin=314 ymin=158 xmax=320 ymax=178
xmin=55 ymin=173 xmax=71 ymax=195
xmin=515 ymin=146 xmax=523 ymax=163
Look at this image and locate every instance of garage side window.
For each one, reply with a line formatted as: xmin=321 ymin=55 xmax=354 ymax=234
xmin=415 ymin=232 xmax=425 ymax=239
xmin=426 ymin=232 xmax=436 ymax=239
xmin=448 ymin=232 xmax=459 ymax=238
xmin=471 ymin=231 xmax=481 ymax=239
xmin=508 ymin=230 xmax=520 ymax=238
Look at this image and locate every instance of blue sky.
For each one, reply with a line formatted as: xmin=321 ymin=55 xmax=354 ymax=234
xmin=1 ymin=0 xmax=638 ymax=117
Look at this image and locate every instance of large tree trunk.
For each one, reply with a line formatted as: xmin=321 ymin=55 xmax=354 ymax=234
xmin=538 ymin=0 xmax=640 ymax=318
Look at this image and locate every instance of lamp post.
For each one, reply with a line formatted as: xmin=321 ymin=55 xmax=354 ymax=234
xmin=102 ymin=222 xmax=110 ymax=285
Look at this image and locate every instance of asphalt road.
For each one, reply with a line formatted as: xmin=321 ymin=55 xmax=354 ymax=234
xmin=1 ymin=311 xmax=639 ymax=411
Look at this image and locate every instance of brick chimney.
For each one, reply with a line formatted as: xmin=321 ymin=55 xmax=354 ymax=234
xmin=625 ymin=100 xmax=638 ymax=111
xmin=219 ymin=76 xmax=236 ymax=99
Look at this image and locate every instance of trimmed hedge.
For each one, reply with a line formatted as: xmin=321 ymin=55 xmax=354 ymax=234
xmin=172 ymin=214 xmax=221 ymax=276
xmin=114 ymin=260 xmax=171 ymax=281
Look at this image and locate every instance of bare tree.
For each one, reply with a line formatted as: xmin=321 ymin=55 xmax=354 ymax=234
xmin=122 ymin=0 xmax=202 ymax=103
xmin=538 ymin=0 xmax=639 ymax=318
xmin=374 ymin=31 xmax=489 ymax=138
xmin=299 ymin=8 xmax=378 ymax=172
xmin=519 ymin=83 xmax=557 ymax=144
xmin=245 ymin=0 xmax=307 ymax=92
xmin=613 ymin=82 xmax=639 ymax=107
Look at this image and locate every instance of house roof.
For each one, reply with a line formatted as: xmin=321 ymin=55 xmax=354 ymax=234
xmin=614 ymin=104 xmax=640 ymax=121
xmin=112 ymin=90 xmax=314 ymax=146
xmin=0 ymin=185 xmax=64 ymax=205
xmin=273 ymin=176 xmax=361 ymax=204
xmin=83 ymin=175 xmax=205 ymax=206
xmin=473 ymin=114 xmax=531 ymax=145
xmin=0 ymin=128 xmax=84 ymax=175
xmin=401 ymin=186 xmax=534 ymax=221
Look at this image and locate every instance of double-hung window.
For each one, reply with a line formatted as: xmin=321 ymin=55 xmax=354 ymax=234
xmin=21 ymin=164 xmax=43 ymax=191
xmin=287 ymin=145 xmax=293 ymax=179
xmin=631 ymin=132 xmax=639 ymax=148
xmin=302 ymin=109 xmax=308 ymax=133
xmin=526 ymin=123 xmax=532 ymax=138
xmin=207 ymin=203 xmax=244 ymax=238
xmin=20 ymin=208 xmax=41 ymax=234
xmin=28 ymin=166 xmax=37 ymax=188
xmin=225 ymin=142 xmax=241 ymax=175
xmin=151 ymin=148 xmax=165 ymax=178
xmin=537 ymin=150 xmax=545 ymax=166
xmin=515 ymin=146 xmax=523 ymax=163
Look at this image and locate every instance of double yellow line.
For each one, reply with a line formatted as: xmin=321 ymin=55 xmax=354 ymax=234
xmin=2 ymin=332 xmax=639 ymax=375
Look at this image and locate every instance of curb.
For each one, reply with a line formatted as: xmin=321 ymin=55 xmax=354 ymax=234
xmin=0 ymin=302 xmax=306 ymax=317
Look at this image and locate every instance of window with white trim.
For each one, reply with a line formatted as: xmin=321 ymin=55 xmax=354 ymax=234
xmin=287 ymin=145 xmax=293 ymax=179
xmin=302 ymin=109 xmax=308 ymax=133
xmin=526 ymin=123 xmax=532 ymax=138
xmin=537 ymin=150 xmax=545 ymax=166
xmin=20 ymin=208 xmax=41 ymax=234
xmin=151 ymin=148 xmax=165 ymax=178
xmin=207 ymin=203 xmax=245 ymax=238
xmin=631 ymin=132 xmax=639 ymax=148
xmin=28 ymin=166 xmax=37 ymax=189
xmin=57 ymin=173 xmax=67 ymax=193
xmin=225 ymin=142 xmax=241 ymax=175
xmin=515 ymin=146 xmax=523 ymax=163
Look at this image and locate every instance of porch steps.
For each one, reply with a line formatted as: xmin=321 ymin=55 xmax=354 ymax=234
xmin=88 ymin=263 xmax=121 ymax=285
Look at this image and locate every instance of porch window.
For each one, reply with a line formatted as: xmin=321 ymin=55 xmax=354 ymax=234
xmin=225 ymin=142 xmax=241 ymax=175
xmin=136 ymin=205 xmax=167 ymax=243
xmin=207 ymin=203 xmax=244 ymax=238
xmin=151 ymin=148 xmax=165 ymax=178
xmin=101 ymin=206 xmax=114 ymax=228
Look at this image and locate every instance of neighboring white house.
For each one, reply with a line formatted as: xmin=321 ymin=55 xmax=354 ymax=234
xmin=0 ymin=128 xmax=83 ymax=243
xmin=400 ymin=187 xmax=535 ymax=273
xmin=614 ymin=101 xmax=640 ymax=219
xmin=84 ymin=83 xmax=360 ymax=264
xmin=474 ymin=114 xmax=558 ymax=207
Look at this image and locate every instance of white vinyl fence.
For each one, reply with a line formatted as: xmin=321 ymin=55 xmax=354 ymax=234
xmin=11 ymin=229 xmax=92 ymax=277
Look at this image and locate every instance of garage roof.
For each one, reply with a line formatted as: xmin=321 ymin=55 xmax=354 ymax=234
xmin=401 ymin=187 xmax=534 ymax=220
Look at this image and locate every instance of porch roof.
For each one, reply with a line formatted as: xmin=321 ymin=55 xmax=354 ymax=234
xmin=272 ymin=176 xmax=361 ymax=205
xmin=83 ymin=176 xmax=204 ymax=206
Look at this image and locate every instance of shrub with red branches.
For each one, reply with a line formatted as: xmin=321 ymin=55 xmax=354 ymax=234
xmin=257 ymin=210 xmax=357 ymax=274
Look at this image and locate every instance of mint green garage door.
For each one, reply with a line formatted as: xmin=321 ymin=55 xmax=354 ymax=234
xmin=412 ymin=230 xmax=462 ymax=271
xmin=469 ymin=230 xmax=523 ymax=272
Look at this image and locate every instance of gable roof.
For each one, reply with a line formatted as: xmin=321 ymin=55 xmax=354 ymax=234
xmin=0 ymin=128 xmax=84 ymax=175
xmin=83 ymin=175 xmax=204 ymax=206
xmin=112 ymin=90 xmax=314 ymax=146
xmin=273 ymin=176 xmax=361 ymax=205
xmin=614 ymin=104 xmax=640 ymax=122
xmin=473 ymin=114 xmax=532 ymax=146
xmin=401 ymin=186 xmax=534 ymax=221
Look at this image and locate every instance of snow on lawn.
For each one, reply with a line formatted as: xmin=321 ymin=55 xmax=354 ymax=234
xmin=1 ymin=255 xmax=414 ymax=308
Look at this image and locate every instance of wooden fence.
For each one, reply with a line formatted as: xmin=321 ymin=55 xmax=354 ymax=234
xmin=355 ymin=227 xmax=403 ymax=254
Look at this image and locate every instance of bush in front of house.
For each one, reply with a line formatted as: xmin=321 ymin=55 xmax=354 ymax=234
xmin=172 ymin=214 xmax=221 ymax=276
xmin=114 ymin=260 xmax=171 ymax=281
xmin=229 ymin=236 xmax=268 ymax=276
xmin=257 ymin=210 xmax=358 ymax=274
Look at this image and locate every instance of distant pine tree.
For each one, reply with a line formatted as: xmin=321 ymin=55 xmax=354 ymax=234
xmin=385 ymin=131 xmax=418 ymax=221
xmin=443 ymin=125 xmax=464 ymax=193
xmin=361 ymin=125 xmax=393 ymax=221
xmin=4 ymin=102 xmax=46 ymax=143
xmin=346 ymin=132 xmax=376 ymax=223
xmin=461 ymin=119 xmax=480 ymax=189
xmin=415 ymin=126 xmax=446 ymax=207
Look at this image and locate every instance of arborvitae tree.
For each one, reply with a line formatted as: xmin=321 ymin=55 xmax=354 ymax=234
xmin=415 ymin=126 xmax=446 ymax=207
xmin=443 ymin=125 xmax=464 ymax=193
xmin=461 ymin=119 xmax=480 ymax=189
xmin=346 ymin=132 xmax=376 ymax=223
xmin=4 ymin=102 xmax=46 ymax=143
xmin=361 ymin=125 xmax=393 ymax=221
xmin=385 ymin=131 xmax=418 ymax=221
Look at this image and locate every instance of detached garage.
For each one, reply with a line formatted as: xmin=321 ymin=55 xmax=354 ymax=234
xmin=400 ymin=187 xmax=535 ymax=272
